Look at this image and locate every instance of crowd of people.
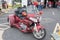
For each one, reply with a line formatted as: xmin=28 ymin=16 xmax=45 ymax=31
xmin=47 ymin=0 xmax=60 ymax=8
xmin=28 ymin=1 xmax=44 ymax=11
xmin=28 ymin=0 xmax=60 ymax=8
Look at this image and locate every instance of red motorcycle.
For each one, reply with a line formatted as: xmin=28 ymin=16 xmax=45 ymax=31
xmin=8 ymin=6 xmax=46 ymax=39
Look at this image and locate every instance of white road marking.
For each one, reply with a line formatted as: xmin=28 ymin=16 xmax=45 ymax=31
xmin=50 ymin=9 xmax=55 ymax=16
xmin=0 ymin=24 xmax=10 ymax=40
xmin=1 ymin=22 xmax=9 ymax=25
xmin=0 ymin=28 xmax=9 ymax=31
xmin=0 ymin=18 xmax=7 ymax=20
xmin=52 ymin=11 xmax=55 ymax=16
xmin=40 ymin=16 xmax=42 ymax=21
xmin=0 ymin=23 xmax=10 ymax=30
xmin=0 ymin=24 xmax=9 ymax=27
xmin=0 ymin=31 xmax=4 ymax=40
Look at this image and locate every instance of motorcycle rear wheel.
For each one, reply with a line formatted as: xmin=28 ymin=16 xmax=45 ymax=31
xmin=33 ymin=29 xmax=46 ymax=40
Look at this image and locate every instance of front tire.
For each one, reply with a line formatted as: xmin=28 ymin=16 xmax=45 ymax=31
xmin=33 ymin=29 xmax=46 ymax=40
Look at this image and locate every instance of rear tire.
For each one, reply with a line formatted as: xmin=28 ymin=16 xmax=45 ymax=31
xmin=33 ymin=29 xmax=46 ymax=40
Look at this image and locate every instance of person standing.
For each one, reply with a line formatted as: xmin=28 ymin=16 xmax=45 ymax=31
xmin=37 ymin=0 xmax=44 ymax=10
xmin=2 ymin=1 xmax=8 ymax=9
xmin=57 ymin=0 xmax=60 ymax=8
xmin=33 ymin=1 xmax=38 ymax=7
xmin=28 ymin=0 xmax=32 ymax=6
xmin=12 ymin=0 xmax=15 ymax=7
xmin=41 ymin=0 xmax=44 ymax=8
xmin=53 ymin=0 xmax=57 ymax=8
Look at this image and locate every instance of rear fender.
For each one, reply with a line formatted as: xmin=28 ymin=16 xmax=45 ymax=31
xmin=8 ymin=14 xmax=15 ymax=25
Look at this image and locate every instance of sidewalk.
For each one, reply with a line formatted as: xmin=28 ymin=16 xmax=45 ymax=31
xmin=0 ymin=31 xmax=4 ymax=40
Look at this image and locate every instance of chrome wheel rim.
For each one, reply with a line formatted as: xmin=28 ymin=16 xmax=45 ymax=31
xmin=33 ymin=29 xmax=45 ymax=39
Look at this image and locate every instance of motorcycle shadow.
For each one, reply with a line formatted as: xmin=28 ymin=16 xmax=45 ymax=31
xmin=2 ymin=28 xmax=37 ymax=40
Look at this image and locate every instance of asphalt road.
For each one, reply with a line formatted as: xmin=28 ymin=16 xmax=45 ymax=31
xmin=0 ymin=8 xmax=60 ymax=40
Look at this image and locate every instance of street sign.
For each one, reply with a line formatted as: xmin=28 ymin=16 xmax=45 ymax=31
xmin=53 ymin=23 xmax=60 ymax=35
xmin=22 ymin=0 xmax=27 ymax=7
xmin=51 ymin=23 xmax=60 ymax=40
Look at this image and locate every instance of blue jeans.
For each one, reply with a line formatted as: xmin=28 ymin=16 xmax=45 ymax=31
xmin=38 ymin=5 xmax=43 ymax=11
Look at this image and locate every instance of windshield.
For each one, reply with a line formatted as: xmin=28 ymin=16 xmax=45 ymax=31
xmin=26 ymin=5 xmax=39 ymax=14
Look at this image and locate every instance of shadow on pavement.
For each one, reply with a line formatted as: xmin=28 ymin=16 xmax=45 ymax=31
xmin=2 ymin=26 xmax=51 ymax=40
xmin=2 ymin=28 xmax=38 ymax=40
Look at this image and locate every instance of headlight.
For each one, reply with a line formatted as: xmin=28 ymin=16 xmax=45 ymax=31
xmin=29 ymin=17 xmax=37 ymax=22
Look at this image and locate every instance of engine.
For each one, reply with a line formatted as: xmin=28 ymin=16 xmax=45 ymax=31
xmin=20 ymin=23 xmax=27 ymax=30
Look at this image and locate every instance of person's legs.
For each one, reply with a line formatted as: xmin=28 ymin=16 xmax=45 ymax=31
xmin=38 ymin=5 xmax=43 ymax=11
xmin=0 ymin=8 xmax=1 ymax=11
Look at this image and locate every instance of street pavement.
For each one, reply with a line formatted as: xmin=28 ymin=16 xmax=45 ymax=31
xmin=0 ymin=8 xmax=60 ymax=40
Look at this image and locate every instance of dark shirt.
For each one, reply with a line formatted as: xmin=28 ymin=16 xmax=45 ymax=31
xmin=37 ymin=0 xmax=41 ymax=2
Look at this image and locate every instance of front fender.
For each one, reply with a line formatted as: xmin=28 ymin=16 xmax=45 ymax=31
xmin=37 ymin=24 xmax=44 ymax=30
xmin=34 ymin=24 xmax=44 ymax=32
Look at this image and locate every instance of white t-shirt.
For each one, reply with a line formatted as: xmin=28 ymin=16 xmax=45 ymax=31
xmin=41 ymin=0 xmax=44 ymax=2
xmin=22 ymin=0 xmax=27 ymax=7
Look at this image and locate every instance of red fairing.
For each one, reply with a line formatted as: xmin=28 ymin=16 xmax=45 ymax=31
xmin=8 ymin=14 xmax=15 ymax=25
xmin=21 ymin=18 xmax=33 ymax=26
xmin=36 ymin=24 xmax=44 ymax=31
xmin=14 ymin=15 xmax=21 ymax=23
xmin=8 ymin=14 xmax=21 ymax=28
xmin=27 ymin=14 xmax=36 ymax=18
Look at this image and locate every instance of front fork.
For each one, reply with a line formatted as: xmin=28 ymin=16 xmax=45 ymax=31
xmin=34 ymin=24 xmax=38 ymax=32
xmin=34 ymin=23 xmax=42 ymax=32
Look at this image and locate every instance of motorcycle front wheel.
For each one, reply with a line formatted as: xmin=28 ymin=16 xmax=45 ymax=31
xmin=33 ymin=29 xmax=46 ymax=40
